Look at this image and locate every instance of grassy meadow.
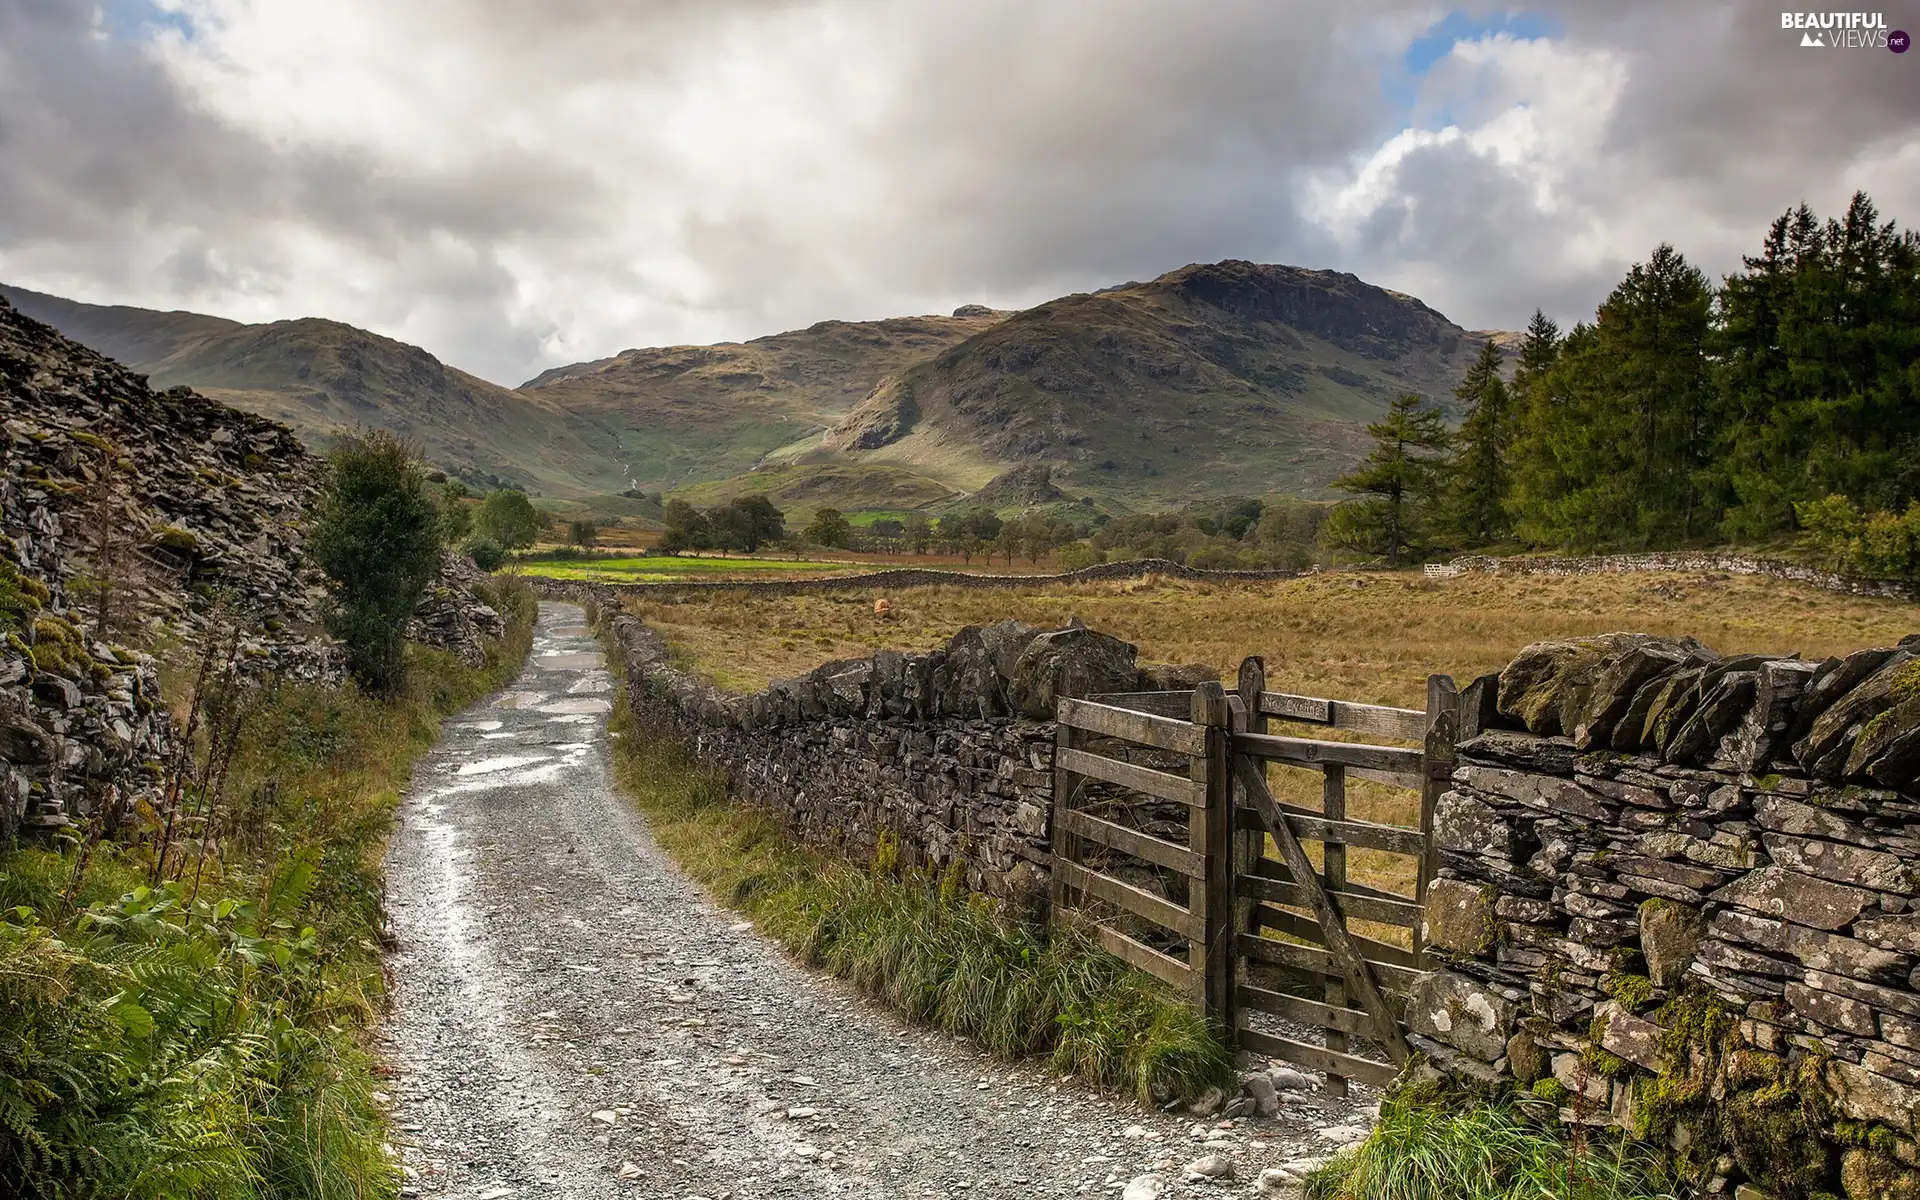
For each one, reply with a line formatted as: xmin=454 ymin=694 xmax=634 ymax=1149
xmin=516 ymin=552 xmax=857 ymax=582
xmin=622 ymin=568 xmax=1920 ymax=703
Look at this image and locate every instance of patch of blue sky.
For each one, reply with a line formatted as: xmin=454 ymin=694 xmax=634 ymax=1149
xmin=95 ymin=0 xmax=196 ymax=44
xmin=1383 ymin=8 xmax=1561 ymax=121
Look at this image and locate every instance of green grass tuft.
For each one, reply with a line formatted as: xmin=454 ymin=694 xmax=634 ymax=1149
xmin=1304 ymin=1095 xmax=1676 ymax=1200
xmin=604 ymin=685 xmax=1233 ymax=1104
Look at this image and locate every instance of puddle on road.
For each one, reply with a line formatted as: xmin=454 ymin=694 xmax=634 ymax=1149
xmin=568 ymin=676 xmax=612 ymax=694
xmin=536 ymin=652 xmax=600 ymax=671
xmin=459 ymin=719 xmax=504 ymax=732
xmin=493 ymin=692 xmax=548 ymax=709
xmin=457 ymin=755 xmax=550 ymax=776
xmin=537 ymin=698 xmax=611 ymax=715
xmin=480 ymin=732 xmax=519 ymax=740
xmin=547 ymin=714 xmax=597 ymax=725
xmin=551 ymin=625 xmax=591 ymax=637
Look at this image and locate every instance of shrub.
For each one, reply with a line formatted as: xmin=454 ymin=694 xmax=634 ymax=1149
xmin=309 ymin=431 xmax=445 ymax=696
xmin=462 ymin=535 xmax=506 ymax=571
xmin=474 ymin=489 xmax=541 ymax=550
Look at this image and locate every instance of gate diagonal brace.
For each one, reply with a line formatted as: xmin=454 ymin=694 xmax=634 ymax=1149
xmin=1230 ymin=755 xmax=1414 ymax=1067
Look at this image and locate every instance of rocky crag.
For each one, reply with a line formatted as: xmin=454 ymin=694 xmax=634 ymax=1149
xmin=1418 ymin=631 xmax=1920 ymax=1197
xmin=2 ymin=295 xmax=337 ymax=838
xmin=1 ymin=296 xmax=500 ymax=839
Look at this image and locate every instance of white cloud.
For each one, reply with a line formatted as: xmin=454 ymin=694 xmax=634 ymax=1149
xmin=3 ymin=1 xmax=1915 ymax=383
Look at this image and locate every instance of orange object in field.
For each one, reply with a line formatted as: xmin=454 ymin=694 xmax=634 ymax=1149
xmin=874 ymin=597 xmax=893 ymax=619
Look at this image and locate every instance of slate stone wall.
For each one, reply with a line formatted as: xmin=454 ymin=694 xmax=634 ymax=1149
xmin=1412 ymin=632 xmax=1920 ymax=1199
xmin=597 ymin=606 xmax=1210 ymax=908
xmin=1436 ymin=551 xmax=1916 ymax=602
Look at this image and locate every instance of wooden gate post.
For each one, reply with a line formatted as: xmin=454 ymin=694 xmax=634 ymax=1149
xmin=1414 ymin=674 xmax=1460 ymax=964
xmin=1191 ymin=680 xmax=1234 ymax=1029
xmin=1229 ymin=659 xmax=1268 ymax=1043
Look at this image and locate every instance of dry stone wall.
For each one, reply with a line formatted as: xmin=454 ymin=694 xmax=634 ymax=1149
xmin=1436 ymin=551 xmax=1916 ymax=602
xmin=599 ymin=604 xmax=1210 ymax=908
xmin=1414 ymin=631 xmax=1920 ymax=1199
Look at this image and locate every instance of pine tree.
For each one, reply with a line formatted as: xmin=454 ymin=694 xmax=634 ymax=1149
xmin=1506 ymin=246 xmax=1711 ymax=548
xmin=1326 ymin=393 xmax=1450 ymax=566
xmin=1444 ymin=339 xmax=1515 ymax=546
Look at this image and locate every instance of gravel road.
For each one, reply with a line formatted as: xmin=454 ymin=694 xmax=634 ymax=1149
xmin=382 ymin=601 xmax=1375 ymax=1199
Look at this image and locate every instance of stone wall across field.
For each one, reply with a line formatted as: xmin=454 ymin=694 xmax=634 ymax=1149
xmin=1412 ymin=631 xmax=1920 ymax=1198
xmin=1434 ymin=551 xmax=1917 ymax=602
xmin=599 ymin=605 xmax=1214 ymax=908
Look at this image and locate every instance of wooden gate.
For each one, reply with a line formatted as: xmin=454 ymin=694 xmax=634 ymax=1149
xmin=1050 ymin=660 xmax=1459 ymax=1094
xmin=1049 ymin=691 xmax=1230 ymax=1013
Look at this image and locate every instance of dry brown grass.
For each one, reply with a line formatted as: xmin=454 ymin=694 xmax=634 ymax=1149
xmin=626 ymin=568 xmax=1920 ymax=703
xmin=625 ymin=568 xmax=1919 ymax=946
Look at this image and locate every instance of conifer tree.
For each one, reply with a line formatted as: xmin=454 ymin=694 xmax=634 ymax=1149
xmin=1444 ymin=339 xmax=1515 ymax=546
xmin=1326 ymin=393 xmax=1449 ymax=566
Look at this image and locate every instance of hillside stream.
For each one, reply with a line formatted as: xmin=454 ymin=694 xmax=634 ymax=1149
xmin=381 ymin=601 xmax=1376 ymax=1199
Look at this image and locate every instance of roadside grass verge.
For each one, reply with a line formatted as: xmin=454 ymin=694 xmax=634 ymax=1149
xmin=0 ymin=580 xmax=534 ymax=1200
xmin=1304 ymin=1094 xmax=1675 ymax=1200
xmin=602 ymin=674 xmax=1234 ymax=1104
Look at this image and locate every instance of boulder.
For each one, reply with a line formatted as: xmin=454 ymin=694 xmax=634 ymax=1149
xmin=1793 ymin=647 xmax=1899 ymax=741
xmin=1405 ymin=968 xmax=1517 ymax=1062
xmin=0 ymin=695 xmax=55 ymax=766
xmin=1433 ymin=790 xmax=1510 ymax=857
xmin=1761 ymin=833 xmax=1917 ymax=895
xmin=980 ymin=617 xmax=1042 ymax=680
xmin=1004 ymin=627 xmax=1139 ymax=719
xmin=1840 ymin=1146 xmax=1920 ymax=1200
xmin=1724 ymin=659 xmax=1820 ymax=770
xmin=1423 ymin=878 xmax=1496 ymax=955
xmin=1497 ymin=634 xmax=1654 ymax=737
xmin=1709 ymin=867 xmax=1871 ymax=931
xmin=1636 ymin=665 xmax=1709 ymax=753
xmin=1663 ymin=669 xmax=1758 ymax=764
xmin=1843 ymin=675 xmax=1920 ymax=786
xmin=1596 ymin=1001 xmax=1668 ymax=1072
xmin=941 ymin=625 xmax=1008 ymax=718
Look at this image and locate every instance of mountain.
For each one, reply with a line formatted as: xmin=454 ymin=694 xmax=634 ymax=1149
xmin=519 ymin=307 xmax=1012 ymax=496
xmin=0 ymin=284 xmax=628 ymax=498
xmin=5 ymin=262 xmax=1495 ymax=515
xmin=818 ymin=261 xmax=1486 ymax=506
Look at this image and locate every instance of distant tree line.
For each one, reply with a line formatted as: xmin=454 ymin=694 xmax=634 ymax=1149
xmin=1325 ymin=191 xmax=1920 ymax=577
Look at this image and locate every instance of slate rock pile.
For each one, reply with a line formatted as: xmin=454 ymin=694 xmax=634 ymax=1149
xmin=1414 ymin=632 xmax=1920 ymax=1197
xmin=1 ymin=298 xmax=502 ymax=838
xmin=408 ymin=552 xmax=506 ymax=669
xmin=1 ymin=297 xmax=344 ymax=837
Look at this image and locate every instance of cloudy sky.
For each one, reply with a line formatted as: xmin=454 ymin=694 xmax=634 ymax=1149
xmin=2 ymin=0 xmax=1916 ymax=386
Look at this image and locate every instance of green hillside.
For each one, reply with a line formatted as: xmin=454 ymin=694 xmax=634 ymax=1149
xmin=0 ymin=284 xmax=628 ymax=497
